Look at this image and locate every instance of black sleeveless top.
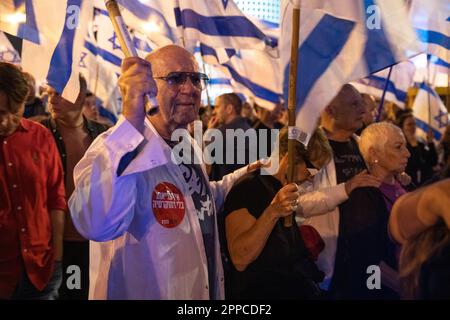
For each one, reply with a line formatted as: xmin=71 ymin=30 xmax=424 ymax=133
xmin=223 ymin=171 xmax=324 ymax=299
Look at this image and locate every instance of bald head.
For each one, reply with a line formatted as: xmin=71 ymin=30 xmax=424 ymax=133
xmin=145 ymin=45 xmax=199 ymax=77
xmin=361 ymin=93 xmax=378 ymax=125
xmin=144 ymin=45 xmax=202 ymax=137
xmin=321 ymin=84 xmax=366 ymax=134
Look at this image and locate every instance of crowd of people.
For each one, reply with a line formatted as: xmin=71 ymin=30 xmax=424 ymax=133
xmin=0 ymin=44 xmax=449 ymax=300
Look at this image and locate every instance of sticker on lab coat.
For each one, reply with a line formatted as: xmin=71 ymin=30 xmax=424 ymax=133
xmin=152 ymin=182 xmax=186 ymax=228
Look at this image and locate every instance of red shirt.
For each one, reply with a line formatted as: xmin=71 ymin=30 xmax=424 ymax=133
xmin=0 ymin=119 xmax=66 ymax=298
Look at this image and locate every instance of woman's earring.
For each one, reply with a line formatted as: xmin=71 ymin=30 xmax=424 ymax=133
xmin=374 ymin=159 xmax=379 ymax=164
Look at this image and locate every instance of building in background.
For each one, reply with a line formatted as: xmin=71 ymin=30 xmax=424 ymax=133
xmin=235 ymin=0 xmax=280 ymax=23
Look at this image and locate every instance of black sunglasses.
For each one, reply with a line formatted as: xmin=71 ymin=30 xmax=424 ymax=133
xmin=154 ymin=72 xmax=209 ymax=90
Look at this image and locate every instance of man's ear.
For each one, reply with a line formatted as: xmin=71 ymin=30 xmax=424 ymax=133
xmin=226 ymin=103 xmax=234 ymax=115
xmin=324 ymin=104 xmax=335 ymax=117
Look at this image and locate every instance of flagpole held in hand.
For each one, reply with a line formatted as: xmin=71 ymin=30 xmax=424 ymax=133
xmin=285 ymin=0 xmax=301 ymax=228
xmin=104 ymin=0 xmax=159 ymax=116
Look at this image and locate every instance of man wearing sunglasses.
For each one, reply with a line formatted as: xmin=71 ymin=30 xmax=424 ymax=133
xmin=69 ymin=45 xmax=264 ymax=300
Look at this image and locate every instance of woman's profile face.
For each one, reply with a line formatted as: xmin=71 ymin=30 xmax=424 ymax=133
xmin=402 ymin=116 xmax=416 ymax=137
xmin=377 ymin=129 xmax=411 ymax=175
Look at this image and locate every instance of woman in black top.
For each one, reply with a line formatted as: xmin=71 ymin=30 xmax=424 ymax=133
xmin=224 ymin=128 xmax=331 ymax=299
xmin=395 ymin=110 xmax=438 ymax=188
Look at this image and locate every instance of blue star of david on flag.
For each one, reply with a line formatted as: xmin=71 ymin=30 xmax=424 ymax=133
xmin=222 ymin=0 xmax=229 ymax=10
xmin=434 ymin=109 xmax=449 ymax=128
xmin=79 ymin=51 xmax=87 ymax=68
xmin=0 ymin=49 xmax=20 ymax=64
xmin=108 ymin=33 xmax=121 ymax=50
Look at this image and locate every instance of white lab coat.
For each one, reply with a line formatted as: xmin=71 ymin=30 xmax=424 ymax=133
xmin=69 ymin=116 xmax=248 ymax=300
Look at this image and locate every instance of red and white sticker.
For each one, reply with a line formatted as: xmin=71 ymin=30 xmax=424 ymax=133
xmin=152 ymin=182 xmax=186 ymax=228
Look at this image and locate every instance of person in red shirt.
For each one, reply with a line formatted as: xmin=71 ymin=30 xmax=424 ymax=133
xmin=0 ymin=62 xmax=66 ymax=299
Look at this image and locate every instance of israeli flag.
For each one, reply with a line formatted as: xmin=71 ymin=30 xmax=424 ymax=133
xmin=177 ymin=0 xmax=277 ymax=55
xmin=116 ymin=0 xmax=182 ymax=47
xmin=79 ymin=30 xmax=122 ymax=119
xmin=351 ymin=61 xmax=416 ymax=108
xmin=0 ymin=31 xmax=21 ymax=64
xmin=93 ymin=6 xmax=153 ymax=76
xmin=21 ymin=0 xmax=93 ymax=103
xmin=410 ymin=0 xmax=450 ymax=63
xmin=0 ymin=0 xmax=40 ymax=44
xmin=280 ymin=0 xmax=419 ymax=144
xmin=428 ymin=54 xmax=450 ymax=77
xmin=197 ymin=43 xmax=282 ymax=110
xmin=413 ymin=82 xmax=449 ymax=142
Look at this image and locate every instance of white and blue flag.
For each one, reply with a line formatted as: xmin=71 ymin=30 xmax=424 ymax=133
xmin=280 ymin=0 xmax=419 ymax=144
xmin=79 ymin=29 xmax=122 ymax=119
xmin=116 ymin=0 xmax=181 ymax=47
xmin=410 ymin=0 xmax=449 ymax=63
xmin=412 ymin=82 xmax=449 ymax=143
xmin=93 ymin=5 xmax=154 ymax=76
xmin=0 ymin=0 xmax=40 ymax=44
xmin=177 ymin=0 xmax=277 ymax=54
xmin=352 ymin=61 xmax=416 ymax=108
xmin=197 ymin=42 xmax=282 ymax=110
xmin=0 ymin=31 xmax=21 ymax=64
xmin=21 ymin=0 xmax=93 ymax=103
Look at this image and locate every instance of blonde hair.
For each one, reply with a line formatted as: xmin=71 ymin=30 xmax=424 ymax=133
xmin=359 ymin=122 xmax=404 ymax=164
xmin=399 ymin=221 xmax=450 ymax=299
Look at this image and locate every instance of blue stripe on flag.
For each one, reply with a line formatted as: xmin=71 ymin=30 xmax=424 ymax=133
xmin=363 ymin=0 xmax=397 ymax=73
xmin=14 ymin=0 xmax=40 ymax=44
xmin=415 ymin=117 xmax=442 ymax=141
xmin=224 ymin=64 xmax=280 ymax=103
xmin=84 ymin=40 xmax=98 ymax=56
xmin=209 ymin=78 xmax=231 ymax=85
xmin=134 ymin=37 xmax=152 ymax=52
xmin=96 ymin=7 xmax=109 ymax=17
xmin=13 ymin=0 xmax=24 ymax=7
xmin=179 ymin=9 xmax=275 ymax=48
xmin=434 ymin=57 xmax=450 ymax=69
xmin=286 ymin=14 xmax=355 ymax=109
xmin=199 ymin=43 xmax=237 ymax=60
xmin=118 ymin=0 xmax=153 ymax=20
xmin=428 ymin=54 xmax=450 ymax=69
xmin=366 ymin=74 xmax=407 ymax=103
xmin=85 ymin=39 xmax=122 ymax=67
xmin=236 ymin=93 xmax=246 ymax=102
xmin=46 ymin=0 xmax=82 ymax=94
xmin=199 ymin=43 xmax=216 ymax=57
xmin=419 ymin=82 xmax=439 ymax=98
xmin=23 ymin=0 xmax=40 ymax=43
xmin=174 ymin=7 xmax=182 ymax=27
xmin=98 ymin=104 xmax=118 ymax=124
xmin=120 ymin=1 xmax=175 ymax=41
xmin=417 ymin=29 xmax=450 ymax=50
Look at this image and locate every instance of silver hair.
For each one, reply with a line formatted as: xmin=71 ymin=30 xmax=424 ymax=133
xmin=359 ymin=121 xmax=404 ymax=164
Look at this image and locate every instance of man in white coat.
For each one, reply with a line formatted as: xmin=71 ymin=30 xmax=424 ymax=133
xmin=69 ymin=45 xmax=262 ymax=300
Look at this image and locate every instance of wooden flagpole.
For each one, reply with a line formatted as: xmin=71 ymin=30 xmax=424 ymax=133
xmin=284 ymin=1 xmax=301 ymax=227
xmin=104 ymin=0 xmax=159 ymax=116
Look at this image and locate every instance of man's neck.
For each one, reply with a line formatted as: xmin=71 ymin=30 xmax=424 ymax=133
xmin=260 ymin=117 xmax=274 ymax=129
xmin=224 ymin=113 xmax=239 ymax=125
xmin=55 ymin=113 xmax=84 ymax=129
xmin=149 ymin=116 xmax=182 ymax=141
xmin=323 ymin=124 xmax=354 ymax=142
